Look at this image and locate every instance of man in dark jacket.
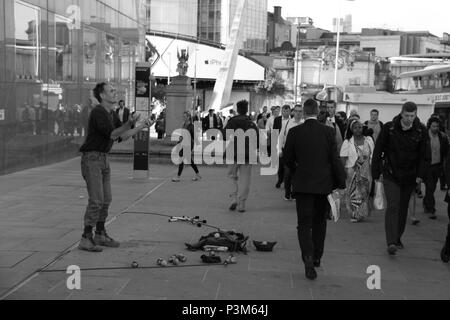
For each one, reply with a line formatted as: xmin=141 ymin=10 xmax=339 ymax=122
xmin=224 ymin=100 xmax=259 ymax=213
xmin=202 ymin=109 xmax=220 ymax=140
xmin=115 ymin=100 xmax=130 ymax=124
xmin=284 ymin=99 xmax=346 ymax=280
xmin=372 ymin=102 xmax=430 ymax=256
xmin=442 ymin=151 xmax=450 ymax=263
xmin=424 ymin=116 xmax=448 ymax=219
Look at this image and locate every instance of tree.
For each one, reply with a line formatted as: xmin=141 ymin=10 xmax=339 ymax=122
xmin=255 ymin=68 xmax=286 ymax=98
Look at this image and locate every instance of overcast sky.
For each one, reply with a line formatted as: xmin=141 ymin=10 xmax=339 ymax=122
xmin=267 ymin=0 xmax=449 ymax=37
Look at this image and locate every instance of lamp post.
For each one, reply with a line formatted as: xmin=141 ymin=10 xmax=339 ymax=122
xmin=334 ymin=0 xmax=355 ymax=86
xmin=295 ymin=25 xmax=307 ymax=104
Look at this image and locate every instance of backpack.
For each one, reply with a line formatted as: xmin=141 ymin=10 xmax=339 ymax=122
xmin=185 ymin=230 xmax=249 ymax=253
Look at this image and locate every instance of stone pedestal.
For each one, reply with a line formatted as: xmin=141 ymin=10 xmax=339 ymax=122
xmin=164 ymin=75 xmax=193 ymax=145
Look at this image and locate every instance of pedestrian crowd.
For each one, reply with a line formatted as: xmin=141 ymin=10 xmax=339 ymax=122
xmin=77 ymin=82 xmax=450 ymax=282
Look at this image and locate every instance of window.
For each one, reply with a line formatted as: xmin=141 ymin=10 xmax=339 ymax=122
xmin=83 ymin=28 xmax=98 ymax=81
xmin=15 ymin=0 xmax=41 ymax=80
xmin=104 ymin=34 xmax=117 ymax=81
xmin=55 ymin=15 xmax=73 ymax=81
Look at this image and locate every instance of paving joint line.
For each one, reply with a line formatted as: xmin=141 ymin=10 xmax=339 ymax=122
xmin=0 ymin=179 xmax=169 ymax=300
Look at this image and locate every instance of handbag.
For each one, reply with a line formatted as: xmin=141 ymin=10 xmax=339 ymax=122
xmin=373 ymin=181 xmax=385 ymax=210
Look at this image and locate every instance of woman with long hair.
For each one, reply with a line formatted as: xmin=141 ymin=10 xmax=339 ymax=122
xmin=340 ymin=119 xmax=374 ymax=222
xmin=172 ymin=111 xmax=201 ymax=182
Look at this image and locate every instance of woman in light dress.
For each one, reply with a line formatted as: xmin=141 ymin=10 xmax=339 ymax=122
xmin=340 ymin=119 xmax=374 ymax=222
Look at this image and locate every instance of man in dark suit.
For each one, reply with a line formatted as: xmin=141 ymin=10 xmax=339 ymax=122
xmin=116 ymin=100 xmax=130 ymax=124
xmin=202 ymin=109 xmax=220 ymax=140
xmin=326 ymin=100 xmax=345 ymax=140
xmin=284 ymin=99 xmax=346 ymax=280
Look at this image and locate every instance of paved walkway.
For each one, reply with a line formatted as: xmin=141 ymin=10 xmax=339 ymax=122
xmin=0 ymin=157 xmax=449 ymax=300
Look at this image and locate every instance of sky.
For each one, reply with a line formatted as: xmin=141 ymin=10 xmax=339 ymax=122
xmin=267 ymin=0 xmax=449 ymax=37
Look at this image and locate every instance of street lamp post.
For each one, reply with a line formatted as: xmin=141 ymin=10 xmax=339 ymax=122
xmin=295 ymin=25 xmax=307 ymax=104
xmin=334 ymin=0 xmax=355 ymax=86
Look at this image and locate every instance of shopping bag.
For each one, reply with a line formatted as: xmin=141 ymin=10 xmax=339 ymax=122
xmin=327 ymin=190 xmax=342 ymax=222
xmin=373 ymin=181 xmax=385 ymax=210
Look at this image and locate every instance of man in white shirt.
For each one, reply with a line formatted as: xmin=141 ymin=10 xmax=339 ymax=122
xmin=265 ymin=106 xmax=280 ymax=157
xmin=275 ymin=105 xmax=292 ymax=188
xmin=279 ymin=104 xmax=304 ymax=200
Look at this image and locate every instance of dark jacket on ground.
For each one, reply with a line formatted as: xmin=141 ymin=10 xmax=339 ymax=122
xmin=372 ymin=114 xmax=430 ymax=186
xmin=284 ymin=119 xmax=346 ymax=195
xmin=224 ymin=115 xmax=259 ymax=164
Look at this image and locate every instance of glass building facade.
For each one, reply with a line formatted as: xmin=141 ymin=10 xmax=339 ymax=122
xmin=0 ymin=0 xmax=150 ymax=175
xmin=150 ymin=0 xmax=198 ymax=37
xmin=198 ymin=0 xmax=267 ymax=53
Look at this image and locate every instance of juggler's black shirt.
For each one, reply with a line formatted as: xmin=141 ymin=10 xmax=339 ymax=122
xmin=79 ymin=105 xmax=122 ymax=153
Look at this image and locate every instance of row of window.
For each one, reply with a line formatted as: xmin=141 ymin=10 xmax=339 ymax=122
xmin=13 ymin=0 xmax=145 ymax=83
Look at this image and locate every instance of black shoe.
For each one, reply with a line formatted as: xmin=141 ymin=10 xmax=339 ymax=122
xmin=387 ymin=244 xmax=397 ymax=255
xmin=441 ymin=245 xmax=450 ymax=263
xmin=275 ymin=182 xmax=282 ymax=189
xmin=411 ymin=218 xmax=420 ymax=226
xmin=229 ymin=203 xmax=237 ymax=211
xmin=284 ymin=194 xmax=291 ymax=201
xmin=304 ymin=257 xmax=317 ymax=280
xmin=429 ymin=213 xmax=437 ymax=220
xmin=395 ymin=240 xmax=404 ymax=250
xmin=313 ymin=259 xmax=321 ymax=268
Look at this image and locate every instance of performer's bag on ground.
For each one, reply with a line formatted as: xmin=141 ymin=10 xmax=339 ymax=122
xmin=186 ymin=230 xmax=249 ymax=253
xmin=373 ymin=181 xmax=385 ymax=210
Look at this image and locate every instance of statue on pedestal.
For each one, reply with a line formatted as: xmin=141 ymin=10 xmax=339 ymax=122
xmin=176 ymin=48 xmax=189 ymax=76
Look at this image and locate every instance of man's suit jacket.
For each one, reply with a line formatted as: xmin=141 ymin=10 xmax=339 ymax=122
xmin=116 ymin=107 xmax=130 ymax=124
xmin=284 ymin=119 xmax=346 ymax=195
xmin=202 ymin=114 xmax=219 ymax=131
xmin=273 ymin=116 xmax=282 ymax=131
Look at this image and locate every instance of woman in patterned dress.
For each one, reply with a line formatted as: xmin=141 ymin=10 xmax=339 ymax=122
xmin=340 ymin=120 xmax=375 ymax=222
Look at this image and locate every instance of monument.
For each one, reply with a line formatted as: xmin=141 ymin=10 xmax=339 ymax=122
xmin=164 ymin=48 xmax=193 ymax=144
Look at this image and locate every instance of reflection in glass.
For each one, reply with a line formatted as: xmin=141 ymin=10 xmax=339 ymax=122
xmin=83 ymin=28 xmax=97 ymax=81
xmin=55 ymin=15 xmax=73 ymax=81
xmin=15 ymin=0 xmax=41 ymax=80
xmin=105 ymin=34 xmax=116 ymax=81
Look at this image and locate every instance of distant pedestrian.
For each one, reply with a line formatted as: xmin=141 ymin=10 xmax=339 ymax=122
xmin=372 ymin=102 xmax=430 ymax=256
xmin=423 ymin=116 xmax=448 ymax=219
xmin=78 ymin=82 xmax=154 ymax=252
xmin=172 ymin=111 xmax=201 ymax=182
xmin=224 ymin=100 xmax=259 ymax=213
xmin=115 ymin=100 xmax=131 ymax=124
xmin=275 ymin=105 xmax=291 ymax=189
xmin=364 ymin=109 xmax=384 ymax=144
xmin=442 ymin=150 xmax=450 ymax=263
xmin=279 ymin=104 xmax=303 ymax=201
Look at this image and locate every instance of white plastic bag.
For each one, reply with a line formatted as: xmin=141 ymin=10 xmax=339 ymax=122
xmin=373 ymin=181 xmax=385 ymax=210
xmin=328 ymin=190 xmax=342 ymax=222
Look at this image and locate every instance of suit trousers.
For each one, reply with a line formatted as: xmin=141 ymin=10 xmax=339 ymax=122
xmin=446 ymin=204 xmax=450 ymax=247
xmin=383 ymin=178 xmax=416 ymax=245
xmin=228 ymin=164 xmax=252 ymax=204
xmin=294 ymin=193 xmax=329 ymax=261
xmin=277 ymin=156 xmax=285 ymax=184
xmin=424 ymin=164 xmax=441 ymax=213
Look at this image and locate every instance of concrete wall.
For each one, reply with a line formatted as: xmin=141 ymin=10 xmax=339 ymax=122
xmin=360 ymin=35 xmax=402 ymax=58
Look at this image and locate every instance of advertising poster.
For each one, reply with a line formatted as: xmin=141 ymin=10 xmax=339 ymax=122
xmin=134 ymin=63 xmax=151 ymax=175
